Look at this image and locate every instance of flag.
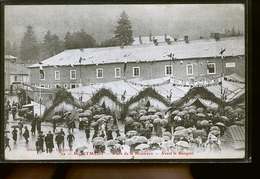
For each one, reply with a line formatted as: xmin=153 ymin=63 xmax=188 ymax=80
xmin=39 ymin=63 xmax=44 ymax=79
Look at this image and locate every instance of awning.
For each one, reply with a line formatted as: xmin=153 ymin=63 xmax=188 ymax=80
xmin=224 ymin=73 xmax=245 ymax=83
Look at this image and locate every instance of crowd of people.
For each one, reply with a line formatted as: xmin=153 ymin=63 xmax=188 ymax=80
xmin=5 ymin=100 xmax=245 ymax=156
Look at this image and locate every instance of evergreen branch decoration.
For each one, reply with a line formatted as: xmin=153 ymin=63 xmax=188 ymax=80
xmin=171 ymin=86 xmax=224 ymax=107
xmin=89 ymin=87 xmax=122 ymax=107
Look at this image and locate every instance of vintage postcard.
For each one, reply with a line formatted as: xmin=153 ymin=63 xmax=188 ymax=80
xmin=3 ymin=4 xmax=249 ymax=162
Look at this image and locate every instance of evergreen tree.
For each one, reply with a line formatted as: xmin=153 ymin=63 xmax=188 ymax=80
xmin=114 ymin=10 xmax=134 ymax=46
xmin=20 ymin=25 xmax=39 ymax=63
xmin=64 ymin=31 xmax=73 ymax=49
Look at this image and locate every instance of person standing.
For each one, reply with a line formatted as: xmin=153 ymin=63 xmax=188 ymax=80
xmin=11 ymin=101 xmax=17 ymax=120
xmin=67 ymin=132 xmax=75 ymax=151
xmin=45 ymin=131 xmax=54 ymax=153
xmin=31 ymin=118 xmax=37 ymax=135
xmin=12 ymin=128 xmax=18 ymax=143
xmin=22 ymin=126 xmax=29 ymax=143
xmin=55 ymin=133 xmax=64 ymax=153
xmin=5 ymin=134 xmax=11 ymax=151
xmin=18 ymin=119 xmax=24 ymax=135
xmin=52 ymin=120 xmax=57 ymax=133
xmin=36 ymin=119 xmax=42 ymax=134
xmin=85 ymin=124 xmax=90 ymax=142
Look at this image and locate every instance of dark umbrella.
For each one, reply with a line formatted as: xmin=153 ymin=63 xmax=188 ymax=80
xmin=125 ymin=139 xmax=135 ymax=146
xmin=175 ymin=126 xmax=185 ymax=131
xmin=215 ymin=122 xmax=226 ymax=128
xmin=140 ymin=116 xmax=148 ymax=121
xmin=162 ymin=132 xmax=172 ymax=137
xmin=76 ymin=108 xmax=84 ymax=113
xmin=92 ymin=137 xmax=104 ymax=142
xmin=106 ymin=140 xmax=118 ymax=146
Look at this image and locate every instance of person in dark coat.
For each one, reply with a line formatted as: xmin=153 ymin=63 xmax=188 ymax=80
xmin=12 ymin=128 xmax=18 ymax=143
xmin=67 ymin=132 xmax=75 ymax=151
xmin=31 ymin=118 xmax=37 ymax=135
xmin=52 ymin=120 xmax=57 ymax=133
xmin=68 ymin=119 xmax=76 ymax=132
xmin=85 ymin=124 xmax=91 ymax=142
xmin=44 ymin=131 xmax=54 ymax=153
xmin=106 ymin=129 xmax=113 ymax=140
xmin=55 ymin=133 xmax=64 ymax=153
xmin=36 ymin=119 xmax=42 ymax=134
xmin=11 ymin=102 xmax=17 ymax=120
xmin=18 ymin=120 xmax=23 ymax=135
xmin=22 ymin=126 xmax=29 ymax=143
xmin=59 ymin=129 xmax=65 ymax=149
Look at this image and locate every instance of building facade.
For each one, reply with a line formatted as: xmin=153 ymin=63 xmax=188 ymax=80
xmin=28 ymin=37 xmax=245 ymax=89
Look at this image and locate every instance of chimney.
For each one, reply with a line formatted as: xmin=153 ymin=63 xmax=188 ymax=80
xmin=164 ymin=32 xmax=167 ymax=42
xmin=215 ymin=33 xmax=220 ymax=41
xmin=149 ymin=31 xmax=152 ymax=41
xmin=184 ymin=36 xmax=189 ymax=43
xmin=153 ymin=38 xmax=158 ymax=45
xmin=139 ymin=35 xmax=143 ymax=44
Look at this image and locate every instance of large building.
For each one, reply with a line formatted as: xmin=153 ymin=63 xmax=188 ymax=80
xmin=27 ymin=36 xmax=245 ymax=90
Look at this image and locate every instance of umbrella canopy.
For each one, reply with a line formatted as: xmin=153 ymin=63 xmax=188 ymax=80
xmin=91 ymin=122 xmax=99 ymax=127
xmin=81 ymin=117 xmax=88 ymax=122
xmin=160 ymin=119 xmax=168 ymax=125
xmin=162 ymin=135 xmax=171 ymax=141
xmin=200 ymin=120 xmax=209 ymax=127
xmin=193 ymin=130 xmax=207 ymax=138
xmin=153 ymin=118 xmax=161 ymax=124
xmin=176 ymin=141 xmax=190 ymax=148
xmin=189 ymin=109 xmax=197 ymax=114
xmin=196 ymin=113 xmax=206 ymax=118
xmin=135 ymin=136 xmax=148 ymax=144
xmin=139 ymin=109 xmax=147 ymax=115
xmin=150 ymin=115 xmax=159 ymax=120
xmin=150 ymin=137 xmax=164 ymax=144
xmin=92 ymin=137 xmax=104 ymax=142
xmin=161 ymin=141 xmax=175 ymax=148
xmin=93 ymin=115 xmax=101 ymax=119
xmin=115 ymin=136 xmax=126 ymax=141
xmin=75 ymin=145 xmax=88 ymax=152
xmin=125 ymin=117 xmax=134 ymax=121
xmin=173 ymin=131 xmax=185 ymax=138
xmin=97 ymin=118 xmax=106 ymax=123
xmin=154 ymin=112 xmax=163 ymax=118
xmin=215 ymin=122 xmax=226 ymax=128
xmin=148 ymin=108 xmax=157 ymax=113
xmin=130 ymin=111 xmax=138 ymax=116
xmin=77 ymin=108 xmax=84 ymax=113
xmin=162 ymin=132 xmax=172 ymax=137
xmin=106 ymin=140 xmax=118 ymax=146
xmin=135 ymin=144 xmax=150 ymax=150
xmin=126 ymin=130 xmax=138 ymax=136
xmin=84 ymin=109 xmax=92 ymax=113
xmin=78 ymin=113 xmax=87 ymax=117
xmin=84 ymin=112 xmax=92 ymax=116
xmin=197 ymin=108 xmax=204 ymax=113
xmin=171 ymin=110 xmax=180 ymax=115
xmin=210 ymin=126 xmax=220 ymax=131
xmin=124 ymin=139 xmax=135 ymax=146
xmin=131 ymin=136 xmax=139 ymax=143
xmin=178 ymin=112 xmax=185 ymax=116
xmin=93 ymin=140 xmax=105 ymax=146
xmin=52 ymin=115 xmax=61 ymax=120
xmin=64 ymin=111 xmax=72 ymax=116
xmin=139 ymin=116 xmax=148 ymax=121
xmin=175 ymin=126 xmax=185 ymax=131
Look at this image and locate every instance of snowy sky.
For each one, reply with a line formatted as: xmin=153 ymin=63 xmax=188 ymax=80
xmin=4 ymin=4 xmax=245 ymax=45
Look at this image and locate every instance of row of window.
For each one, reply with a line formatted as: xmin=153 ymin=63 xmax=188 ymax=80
xmin=41 ymin=63 xmax=216 ymax=80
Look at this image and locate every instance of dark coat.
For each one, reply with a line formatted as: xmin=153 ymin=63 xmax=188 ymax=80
xmin=55 ymin=134 xmax=64 ymax=144
xmin=45 ymin=134 xmax=54 ymax=148
xmin=23 ymin=129 xmax=29 ymax=138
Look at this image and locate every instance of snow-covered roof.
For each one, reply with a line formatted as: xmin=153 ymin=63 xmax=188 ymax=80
xmin=28 ymin=37 xmax=244 ymax=68
xmin=132 ymin=35 xmax=175 ymax=45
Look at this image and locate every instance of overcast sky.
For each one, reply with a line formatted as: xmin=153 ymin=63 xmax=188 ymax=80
xmin=5 ymin=4 xmax=245 ymax=45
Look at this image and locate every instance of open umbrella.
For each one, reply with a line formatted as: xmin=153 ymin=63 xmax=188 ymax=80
xmin=115 ymin=136 xmax=126 ymax=141
xmin=107 ymin=140 xmax=118 ymax=146
xmin=91 ymin=122 xmax=99 ymax=127
xmin=78 ymin=113 xmax=86 ymax=117
xmin=200 ymin=120 xmax=209 ymax=127
xmin=131 ymin=136 xmax=139 ymax=142
xmin=124 ymin=139 xmax=135 ymax=146
xmin=162 ymin=135 xmax=171 ymax=141
xmin=196 ymin=113 xmax=206 ymax=118
xmin=160 ymin=119 xmax=168 ymax=125
xmin=135 ymin=136 xmax=148 ymax=144
xmin=97 ymin=118 xmax=106 ymax=123
xmin=92 ymin=137 xmax=104 ymax=142
xmin=161 ymin=141 xmax=175 ymax=148
xmin=150 ymin=137 xmax=164 ymax=144
xmin=84 ymin=109 xmax=92 ymax=113
xmin=64 ymin=111 xmax=72 ymax=116
xmin=193 ymin=130 xmax=206 ymax=138
xmin=75 ymin=145 xmax=88 ymax=152
xmin=84 ymin=112 xmax=92 ymax=116
xmin=173 ymin=131 xmax=186 ymax=138
xmin=215 ymin=122 xmax=226 ymax=128
xmin=126 ymin=130 xmax=138 ymax=136
xmin=162 ymin=132 xmax=172 ymax=137
xmin=81 ymin=117 xmax=88 ymax=122
xmin=150 ymin=115 xmax=159 ymax=120
xmin=210 ymin=126 xmax=220 ymax=131
xmin=125 ymin=117 xmax=134 ymax=121
xmin=178 ymin=112 xmax=185 ymax=116
xmin=148 ymin=108 xmax=157 ymax=113
xmin=188 ymin=109 xmax=197 ymax=114
xmin=93 ymin=140 xmax=105 ymax=146
xmin=77 ymin=108 xmax=84 ymax=113
xmin=175 ymin=126 xmax=185 ymax=131
xmin=139 ymin=109 xmax=147 ymax=115
xmin=197 ymin=108 xmax=204 ymax=113
xmin=93 ymin=115 xmax=101 ymax=119
xmin=135 ymin=144 xmax=150 ymax=150
xmin=171 ymin=110 xmax=180 ymax=115
xmin=176 ymin=141 xmax=190 ymax=148
xmin=153 ymin=118 xmax=161 ymax=124
xmin=234 ymin=121 xmax=245 ymax=126
xmin=130 ymin=111 xmax=137 ymax=116
xmin=154 ymin=112 xmax=163 ymax=118
xmin=139 ymin=116 xmax=148 ymax=121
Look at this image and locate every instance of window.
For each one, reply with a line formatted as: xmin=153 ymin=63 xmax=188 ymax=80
xmin=47 ymin=84 xmax=51 ymax=88
xmin=133 ymin=67 xmax=140 ymax=77
xmin=115 ymin=68 xmax=121 ymax=78
xmin=96 ymin=69 xmax=103 ymax=78
xmin=14 ymin=76 xmax=17 ymax=81
xmin=40 ymin=71 xmax=45 ymax=80
xmin=165 ymin=65 xmax=173 ymax=76
xmin=55 ymin=71 xmax=60 ymax=80
xmin=63 ymin=84 xmax=68 ymax=89
xmin=186 ymin=64 xmax=193 ymax=75
xmin=70 ymin=70 xmax=76 ymax=79
xmin=40 ymin=84 xmax=45 ymax=87
xmin=55 ymin=84 xmax=60 ymax=88
xmin=70 ymin=84 xmax=76 ymax=89
xmin=207 ymin=63 xmax=216 ymax=74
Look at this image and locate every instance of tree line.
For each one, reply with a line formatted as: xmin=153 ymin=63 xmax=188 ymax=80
xmin=5 ymin=10 xmax=134 ymax=64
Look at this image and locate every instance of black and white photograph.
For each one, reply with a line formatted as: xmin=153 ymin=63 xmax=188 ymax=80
xmin=3 ymin=4 xmax=248 ymax=161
